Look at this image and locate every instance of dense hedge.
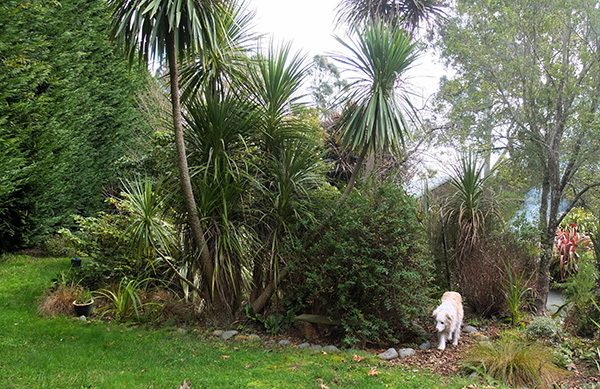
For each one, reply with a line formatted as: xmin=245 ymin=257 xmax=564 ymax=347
xmin=285 ymin=182 xmax=436 ymax=346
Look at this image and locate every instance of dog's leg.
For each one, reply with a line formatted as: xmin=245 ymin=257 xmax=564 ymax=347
xmin=437 ymin=333 xmax=446 ymax=350
xmin=452 ymin=326 xmax=460 ymax=346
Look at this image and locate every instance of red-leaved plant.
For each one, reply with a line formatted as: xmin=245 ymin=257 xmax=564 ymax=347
xmin=554 ymin=223 xmax=592 ymax=280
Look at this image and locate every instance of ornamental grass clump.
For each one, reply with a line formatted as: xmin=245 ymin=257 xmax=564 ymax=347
xmin=464 ymin=334 xmax=568 ymax=387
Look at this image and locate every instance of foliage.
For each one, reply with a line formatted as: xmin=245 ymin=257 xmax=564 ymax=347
xmin=58 ymin=212 xmax=151 ymax=287
xmin=119 ymin=177 xmax=176 ymax=257
xmin=285 ymin=181 xmax=435 ymax=346
xmin=553 ymin=224 xmax=593 ymax=280
xmin=0 ymin=0 xmax=152 ymax=250
xmin=335 ymin=0 xmax=445 ymax=34
xmin=432 ymin=0 xmax=600 ymax=312
xmin=464 ymin=333 xmax=567 ymax=388
xmin=334 ymin=22 xmax=417 ymax=158
xmin=445 ymin=152 xmax=497 ymax=257
xmin=74 ymin=288 xmax=94 ymax=305
xmin=554 ymin=260 xmax=599 ymax=337
xmin=525 ymin=317 xmax=561 ymax=342
xmin=95 ymin=278 xmax=157 ymax=323
xmin=502 ymin=261 xmax=534 ymax=326
xmin=308 ymin=55 xmax=348 ymax=115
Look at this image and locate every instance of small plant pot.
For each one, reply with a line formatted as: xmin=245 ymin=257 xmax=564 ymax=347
xmin=73 ymin=300 xmax=94 ymax=317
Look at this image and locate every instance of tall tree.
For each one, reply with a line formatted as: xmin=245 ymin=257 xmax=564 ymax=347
xmin=336 ymin=0 xmax=445 ymax=34
xmin=334 ymin=21 xmax=418 ymax=199
xmin=0 ymin=0 xmax=151 ymax=251
xmin=433 ymin=0 xmax=600 ymax=314
xmin=108 ymin=0 xmax=225 ymax=308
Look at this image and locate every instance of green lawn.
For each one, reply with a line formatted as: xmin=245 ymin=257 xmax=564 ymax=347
xmin=0 ymin=255 xmax=474 ymax=388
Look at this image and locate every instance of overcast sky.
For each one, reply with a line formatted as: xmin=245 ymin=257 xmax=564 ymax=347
xmin=248 ymin=0 xmax=445 ymax=104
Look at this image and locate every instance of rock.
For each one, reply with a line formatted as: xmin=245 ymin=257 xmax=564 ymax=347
xmin=378 ymin=348 xmax=398 ymax=360
xmin=177 ymin=328 xmax=187 ymax=334
xmin=411 ymin=320 xmax=427 ymax=336
xmin=213 ymin=330 xmax=224 ymax=337
xmin=419 ymin=341 xmax=431 ymax=350
xmin=279 ymin=339 xmax=291 ymax=345
xmin=247 ymin=334 xmax=260 ymax=341
xmin=473 ymin=333 xmax=489 ymax=341
xmin=310 ymin=345 xmax=322 ymax=351
xmin=220 ymin=330 xmax=238 ymax=340
xmin=463 ymin=325 xmax=477 ymax=334
xmin=78 ymin=315 xmax=87 ymax=321
xmin=398 ymin=348 xmax=415 ymax=359
xmin=322 ymin=345 xmax=340 ymax=352
xmin=468 ymin=372 xmax=478 ymax=380
xmin=298 ymin=342 xmax=311 ymax=349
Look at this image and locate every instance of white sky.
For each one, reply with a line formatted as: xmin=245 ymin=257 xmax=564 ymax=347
xmin=248 ymin=0 xmax=446 ymax=105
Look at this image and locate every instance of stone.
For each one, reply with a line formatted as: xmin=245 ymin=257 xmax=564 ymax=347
xmin=78 ymin=315 xmax=87 ymax=321
xmin=213 ymin=330 xmax=224 ymax=337
xmin=310 ymin=345 xmax=322 ymax=351
xmin=398 ymin=348 xmax=415 ymax=359
xmin=279 ymin=339 xmax=291 ymax=345
xmin=298 ymin=342 xmax=311 ymax=349
xmin=220 ymin=330 xmax=238 ymax=340
xmin=472 ymin=333 xmax=489 ymax=341
xmin=419 ymin=341 xmax=431 ymax=350
xmin=378 ymin=348 xmax=398 ymax=360
xmin=247 ymin=334 xmax=260 ymax=341
xmin=177 ymin=328 xmax=188 ymax=334
xmin=463 ymin=325 xmax=477 ymax=334
xmin=322 ymin=345 xmax=340 ymax=352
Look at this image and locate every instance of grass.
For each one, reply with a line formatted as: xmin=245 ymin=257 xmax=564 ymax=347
xmin=0 ymin=254 xmax=474 ymax=388
xmin=463 ymin=332 xmax=567 ymax=388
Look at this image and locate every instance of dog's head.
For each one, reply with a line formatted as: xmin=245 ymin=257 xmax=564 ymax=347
xmin=432 ymin=310 xmax=453 ymax=333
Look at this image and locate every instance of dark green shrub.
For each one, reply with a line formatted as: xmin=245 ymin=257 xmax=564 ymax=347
xmin=285 ymin=182 xmax=435 ymax=346
xmin=59 ymin=212 xmax=152 ymax=287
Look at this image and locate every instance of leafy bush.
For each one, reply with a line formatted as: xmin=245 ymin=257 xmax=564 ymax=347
xmin=464 ymin=333 xmax=567 ymax=387
xmin=58 ymin=211 xmax=154 ymax=287
xmin=284 ymin=182 xmax=435 ymax=346
xmin=525 ymin=317 xmax=561 ymax=341
xmin=555 ymin=260 xmax=600 ymax=337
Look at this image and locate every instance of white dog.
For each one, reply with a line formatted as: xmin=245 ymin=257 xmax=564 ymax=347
xmin=432 ymin=291 xmax=464 ymax=350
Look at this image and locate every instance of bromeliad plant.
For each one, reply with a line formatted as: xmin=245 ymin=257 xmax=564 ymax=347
xmin=554 ymin=223 xmax=592 ymax=280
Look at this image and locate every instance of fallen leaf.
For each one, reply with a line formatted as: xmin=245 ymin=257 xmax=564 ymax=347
xmin=321 ymin=351 xmax=328 ymax=355
xmin=353 ymin=354 xmax=365 ymax=362
xmin=320 ymin=384 xmax=329 ymax=389
xmin=233 ymin=347 xmax=239 ymax=351
xmin=106 ymin=342 xmax=114 ymax=347
xmin=120 ymin=371 xmax=124 ymax=374
xmin=368 ymin=368 xmax=381 ymax=376
xmin=245 ymin=364 xmax=252 ymax=370
xmin=180 ymin=379 xmax=191 ymax=389
xmin=221 ymin=355 xmax=230 ymax=359
xmin=106 ymin=327 xmax=111 ymax=332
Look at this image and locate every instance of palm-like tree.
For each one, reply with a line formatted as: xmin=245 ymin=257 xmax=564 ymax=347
xmin=336 ymin=0 xmax=445 ymax=34
xmin=107 ymin=0 xmax=223 ymax=307
xmin=334 ymin=21 xmax=418 ymax=199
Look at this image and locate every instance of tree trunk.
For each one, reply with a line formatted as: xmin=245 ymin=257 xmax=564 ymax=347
xmin=165 ymin=31 xmax=220 ymax=310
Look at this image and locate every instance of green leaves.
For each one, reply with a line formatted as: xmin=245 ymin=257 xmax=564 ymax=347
xmin=108 ymin=0 xmax=222 ymax=67
xmin=334 ymin=22 xmax=418 ymax=157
